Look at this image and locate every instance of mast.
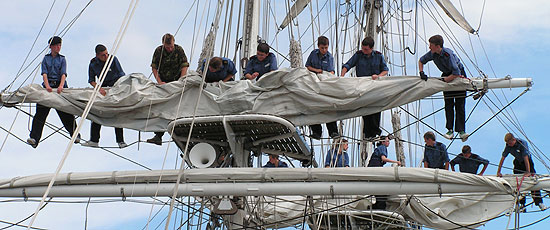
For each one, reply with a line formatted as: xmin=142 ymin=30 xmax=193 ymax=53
xmin=239 ymin=0 xmax=261 ymax=78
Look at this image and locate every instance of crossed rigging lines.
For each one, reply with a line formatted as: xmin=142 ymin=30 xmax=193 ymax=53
xmin=0 ymin=0 xmax=549 ymax=229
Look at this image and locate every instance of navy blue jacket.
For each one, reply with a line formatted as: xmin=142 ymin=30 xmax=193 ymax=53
xmin=41 ymin=53 xmax=68 ymax=88
xmin=342 ymin=50 xmax=388 ymax=77
xmin=88 ymin=56 xmax=125 ymax=87
xmin=419 ymin=47 xmax=464 ymax=76
xmin=368 ymin=145 xmax=389 ymax=167
xmin=305 ymin=49 xmax=335 ymax=72
xmin=450 ymin=153 xmax=489 ymax=174
xmin=244 ymin=53 xmax=277 ymax=80
xmin=423 ymin=142 xmax=450 ymax=169
xmin=202 ymin=58 xmax=237 ymax=83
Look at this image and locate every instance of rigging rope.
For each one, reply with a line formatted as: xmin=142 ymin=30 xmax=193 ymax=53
xmin=26 ymin=1 xmax=140 ymax=229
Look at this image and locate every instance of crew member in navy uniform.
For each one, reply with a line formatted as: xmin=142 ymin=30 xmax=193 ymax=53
xmin=306 ymin=36 xmax=338 ymax=139
xmin=202 ymin=57 xmax=237 ymax=83
xmin=263 ymin=154 xmax=288 ymax=168
xmin=341 ymin=36 xmax=389 ymax=140
xmin=324 ymin=138 xmax=350 ymax=168
xmin=497 ymin=133 xmax=547 ymax=211
xmin=244 ymin=43 xmax=277 ymax=81
xmin=450 ymin=145 xmax=489 ymax=175
xmin=82 ymin=44 xmax=127 ymax=148
xmin=27 ymin=36 xmax=80 ymax=148
xmin=422 ymin=131 xmax=450 ymax=170
xmin=367 ymin=136 xmax=401 ymax=209
xmin=418 ymin=35 xmax=469 ymax=142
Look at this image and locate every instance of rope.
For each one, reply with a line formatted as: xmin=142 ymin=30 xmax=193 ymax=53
xmin=26 ymin=1 xmax=140 ymax=228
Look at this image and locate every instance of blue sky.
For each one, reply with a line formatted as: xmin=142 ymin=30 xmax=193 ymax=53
xmin=0 ymin=0 xmax=550 ymax=229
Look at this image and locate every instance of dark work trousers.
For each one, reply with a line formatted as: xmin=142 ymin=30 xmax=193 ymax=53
xmin=443 ymin=91 xmax=466 ymax=132
xmin=90 ymin=122 xmax=124 ymax=143
xmin=154 ymin=132 xmax=165 ymax=138
xmin=362 ymin=112 xmax=381 ymax=138
xmin=310 ymin=121 xmax=338 ymax=136
xmin=89 ymin=80 xmax=124 ymax=143
xmin=513 ymin=158 xmax=543 ymax=205
xmin=30 ymin=104 xmax=76 ymax=141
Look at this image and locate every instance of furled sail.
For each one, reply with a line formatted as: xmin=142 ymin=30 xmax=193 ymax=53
xmin=0 ymin=68 xmax=530 ymax=132
xmin=279 ymin=0 xmax=311 ymax=30
xmin=435 ymin=0 xmax=476 ymax=33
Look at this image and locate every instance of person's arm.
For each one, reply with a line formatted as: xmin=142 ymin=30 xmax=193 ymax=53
xmin=372 ymin=54 xmax=389 ymax=79
xmin=418 ymin=60 xmax=424 ymax=72
xmin=152 ymin=67 xmax=165 ymax=85
xmin=223 ymin=74 xmax=234 ymax=82
xmin=89 ymin=81 xmax=106 ymax=96
xmin=151 ymin=48 xmax=165 ymax=84
xmin=42 ymin=74 xmax=52 ymax=92
xmin=444 ymin=161 xmax=450 ymax=170
xmin=223 ymin=60 xmax=237 ymax=82
xmin=344 ymin=153 xmax=350 ymax=167
xmin=56 ymin=57 xmax=67 ymax=93
xmin=496 ymin=156 xmax=506 ymax=177
xmin=180 ymin=66 xmax=188 ymax=78
xmin=57 ymin=74 xmax=66 ymax=93
xmin=306 ymin=66 xmax=323 ymax=74
xmin=244 ymin=60 xmax=256 ymax=80
xmin=443 ymin=51 xmax=462 ymax=82
xmin=479 ymin=163 xmax=488 ymax=176
xmin=381 ymin=155 xmax=401 ymax=166
xmin=324 ymin=151 xmax=332 ymax=168
xmin=341 ymin=54 xmax=357 ymax=77
xmin=523 ymin=155 xmax=532 ymax=176
xmin=418 ymin=52 xmax=431 ymax=80
xmin=450 ymin=164 xmax=456 ymax=172
xmin=328 ymin=54 xmax=335 ymax=75
xmin=423 ymin=161 xmax=429 ymax=168
xmin=269 ymin=54 xmax=278 ymax=71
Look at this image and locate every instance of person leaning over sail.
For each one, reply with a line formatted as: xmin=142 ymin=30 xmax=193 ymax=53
xmin=450 ymin=145 xmax=488 ymax=175
xmin=201 ymin=57 xmax=237 ymax=83
xmin=367 ymin=135 xmax=402 ymax=167
xmin=367 ymin=136 xmax=401 ymax=210
xmin=324 ymin=138 xmax=350 ymax=168
xmin=243 ymin=42 xmax=277 ymax=81
xmin=81 ymin=44 xmax=127 ymax=148
xmin=422 ymin=131 xmax=450 ymax=170
xmin=26 ymin=36 xmax=80 ymax=148
xmin=418 ymin=35 xmax=469 ymax=142
xmin=147 ymin=33 xmax=190 ymax=146
xmin=306 ymin=36 xmax=339 ymax=140
xmin=497 ymin=133 xmax=547 ymax=211
xmin=341 ymin=36 xmax=388 ymax=140
xmin=263 ymin=154 xmax=288 ymax=168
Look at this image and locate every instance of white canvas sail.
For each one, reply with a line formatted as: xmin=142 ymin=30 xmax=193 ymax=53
xmin=0 ymin=68 xmax=531 ymax=132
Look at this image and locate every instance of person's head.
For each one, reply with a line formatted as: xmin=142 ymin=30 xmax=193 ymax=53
xmin=333 ymin=138 xmax=348 ymax=153
xmin=378 ymin=135 xmax=390 ymax=147
xmin=48 ymin=36 xmax=62 ymax=54
xmin=208 ymin=57 xmax=223 ymax=72
xmin=268 ymin=154 xmax=279 ymax=163
xmin=423 ymin=131 xmax=436 ymax=146
xmin=162 ymin=33 xmax=175 ymax=53
xmin=428 ymin=35 xmax=444 ymax=53
xmin=256 ymin=43 xmax=270 ymax=61
xmin=95 ymin=44 xmax=109 ymax=62
xmin=462 ymin=145 xmax=472 ymax=157
xmin=317 ymin=36 xmax=329 ymax=55
xmin=504 ymin=133 xmax=516 ymax=147
xmin=361 ymin=37 xmax=375 ymax=55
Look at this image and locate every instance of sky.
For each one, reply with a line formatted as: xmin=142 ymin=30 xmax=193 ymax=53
xmin=0 ymin=0 xmax=550 ymax=229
